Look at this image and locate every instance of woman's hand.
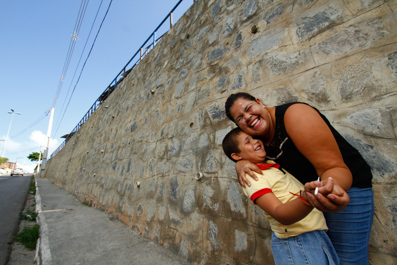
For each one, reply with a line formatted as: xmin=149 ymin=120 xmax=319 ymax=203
xmin=235 ymin=160 xmax=262 ymax=187
xmin=304 ymin=177 xmax=350 ymax=212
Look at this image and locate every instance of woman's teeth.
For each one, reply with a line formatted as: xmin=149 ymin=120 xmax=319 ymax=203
xmin=250 ymin=118 xmax=259 ymax=128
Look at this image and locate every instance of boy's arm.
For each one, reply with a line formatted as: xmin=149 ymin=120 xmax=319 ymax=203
xmin=255 ymin=192 xmax=313 ymax=225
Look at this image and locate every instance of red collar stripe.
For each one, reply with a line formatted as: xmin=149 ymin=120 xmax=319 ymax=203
xmin=256 ymin=163 xmax=280 ymax=170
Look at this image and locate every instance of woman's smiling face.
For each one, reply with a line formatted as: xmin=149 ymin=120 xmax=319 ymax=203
xmin=229 ymin=97 xmax=271 ymax=137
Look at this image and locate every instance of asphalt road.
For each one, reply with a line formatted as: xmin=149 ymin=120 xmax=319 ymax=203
xmin=0 ymin=174 xmax=32 ymax=265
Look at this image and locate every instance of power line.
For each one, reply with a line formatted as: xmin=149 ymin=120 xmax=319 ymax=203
xmin=54 ymin=0 xmax=106 ymax=137
xmin=10 ymin=110 xmax=50 ymax=138
xmin=9 ymin=1 xmax=91 ymax=141
xmin=53 ymin=0 xmax=113 ymax=138
xmin=52 ymin=0 xmax=90 ymax=108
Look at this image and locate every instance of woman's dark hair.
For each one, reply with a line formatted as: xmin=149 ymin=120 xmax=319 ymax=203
xmin=225 ymin=92 xmax=256 ymax=122
xmin=222 ymin=127 xmax=243 ymax=162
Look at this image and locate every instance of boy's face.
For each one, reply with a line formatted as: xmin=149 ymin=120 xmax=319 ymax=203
xmin=231 ymin=131 xmax=267 ymax=164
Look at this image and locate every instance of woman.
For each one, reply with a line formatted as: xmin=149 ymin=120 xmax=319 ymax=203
xmin=225 ymin=92 xmax=374 ymax=265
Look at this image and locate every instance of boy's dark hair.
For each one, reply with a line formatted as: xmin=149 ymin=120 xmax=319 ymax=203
xmin=222 ymin=127 xmax=243 ymax=162
xmin=225 ymin=92 xmax=256 ymax=122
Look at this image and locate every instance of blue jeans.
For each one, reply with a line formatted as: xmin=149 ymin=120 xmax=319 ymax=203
xmin=324 ymin=187 xmax=374 ymax=265
xmin=272 ymin=230 xmax=339 ymax=265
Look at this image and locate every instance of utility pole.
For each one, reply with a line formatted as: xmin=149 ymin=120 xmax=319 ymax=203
xmin=36 ymin=146 xmax=42 ymax=174
xmin=41 ymin=107 xmax=54 ymax=177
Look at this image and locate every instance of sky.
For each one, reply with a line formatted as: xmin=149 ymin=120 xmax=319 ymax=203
xmin=0 ymin=0 xmax=193 ymax=172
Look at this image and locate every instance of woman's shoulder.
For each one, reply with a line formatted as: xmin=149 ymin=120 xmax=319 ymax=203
xmin=276 ymin=102 xmax=311 ymax=111
xmin=283 ymin=103 xmax=321 ymax=120
xmin=275 ymin=102 xmax=306 ymax=117
xmin=274 ymin=102 xmax=312 ymax=127
xmin=276 ymin=103 xmax=326 ymax=141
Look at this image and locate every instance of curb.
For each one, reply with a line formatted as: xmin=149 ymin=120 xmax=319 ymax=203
xmin=34 ymin=175 xmax=52 ymax=265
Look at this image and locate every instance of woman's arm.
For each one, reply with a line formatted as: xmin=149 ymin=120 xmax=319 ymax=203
xmin=255 ymin=191 xmax=313 ymax=225
xmin=284 ymin=104 xmax=352 ymax=211
xmin=235 ymin=160 xmax=262 ymax=187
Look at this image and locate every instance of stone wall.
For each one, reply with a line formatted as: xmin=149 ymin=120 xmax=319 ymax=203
xmin=45 ymin=0 xmax=397 ymax=264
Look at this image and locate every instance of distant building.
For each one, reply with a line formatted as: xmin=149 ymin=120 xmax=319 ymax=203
xmin=0 ymin=162 xmax=19 ymax=174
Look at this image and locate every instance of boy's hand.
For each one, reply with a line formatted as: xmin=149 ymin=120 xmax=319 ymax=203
xmin=304 ymin=177 xmax=350 ymax=212
xmin=236 ymin=160 xmax=262 ymax=187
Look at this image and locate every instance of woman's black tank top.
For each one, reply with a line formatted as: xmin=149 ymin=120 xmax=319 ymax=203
xmin=265 ymin=102 xmax=372 ymax=188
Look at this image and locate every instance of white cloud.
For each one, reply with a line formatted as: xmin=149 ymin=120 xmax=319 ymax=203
xmin=1 ymin=130 xmax=59 ymax=172
xmin=29 ymin=130 xmax=59 ymax=152
xmin=17 ymin=157 xmax=37 ymax=173
xmin=1 ymin=137 xmax=23 ymax=153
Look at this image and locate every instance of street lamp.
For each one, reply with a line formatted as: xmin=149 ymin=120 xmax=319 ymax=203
xmin=1 ymin=109 xmax=21 ymax=158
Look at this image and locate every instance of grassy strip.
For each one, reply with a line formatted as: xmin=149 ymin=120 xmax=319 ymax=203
xmin=14 ymin=175 xmax=40 ymax=250
xmin=19 ymin=176 xmax=38 ymax=221
xmin=29 ymin=176 xmax=36 ymax=195
xmin=14 ymin=224 xmax=40 ymax=250
xmin=19 ymin=209 xmax=38 ymax=221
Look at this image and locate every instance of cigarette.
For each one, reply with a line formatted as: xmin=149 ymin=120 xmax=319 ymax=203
xmin=314 ymin=177 xmax=320 ymax=195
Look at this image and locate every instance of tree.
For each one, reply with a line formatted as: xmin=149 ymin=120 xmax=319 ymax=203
xmin=0 ymin=157 xmax=9 ymax=164
xmin=27 ymin=152 xmax=42 ymax=162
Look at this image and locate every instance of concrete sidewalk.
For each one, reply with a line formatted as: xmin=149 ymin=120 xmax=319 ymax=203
xmin=35 ymin=177 xmax=188 ymax=265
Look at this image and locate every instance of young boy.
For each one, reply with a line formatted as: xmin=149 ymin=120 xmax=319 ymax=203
xmin=222 ymin=127 xmax=339 ymax=265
